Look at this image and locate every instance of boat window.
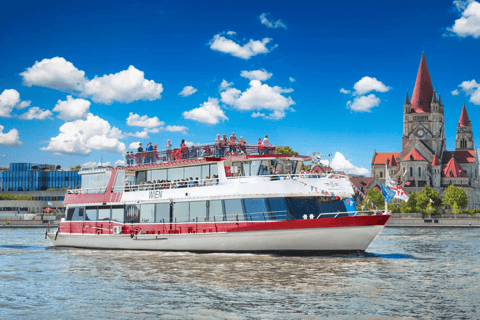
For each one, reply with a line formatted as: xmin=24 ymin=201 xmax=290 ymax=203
xmin=286 ymin=198 xmax=320 ymax=220
xmin=244 ymin=199 xmax=268 ymax=221
xmin=125 ymin=205 xmax=140 ymax=223
xmin=111 ymin=206 xmax=125 ymax=223
xmin=210 ymin=164 xmax=218 ymax=177
xmin=147 ymin=169 xmax=167 ymax=182
xmin=85 ymin=208 xmax=98 ymax=221
xmin=267 ymin=198 xmax=289 ymax=220
xmin=168 ymin=167 xmax=184 ymax=181
xmin=243 ymin=162 xmax=251 ymax=176
xmin=155 ymin=203 xmax=170 ymax=223
xmin=200 ymin=165 xmax=210 ymax=179
xmin=98 ymin=206 xmax=111 ymax=221
xmin=113 ymin=171 xmax=125 ymax=192
xmin=224 ymin=199 xmax=244 ymax=221
xmin=173 ymin=202 xmax=190 ymax=223
xmin=136 ymin=171 xmax=146 ymax=185
xmin=140 ymin=204 xmax=155 ymax=223
xmin=185 ymin=166 xmax=201 ymax=181
xmin=190 ymin=201 xmax=207 ymax=222
xmin=66 ymin=207 xmax=84 ymax=221
xmin=208 ymin=200 xmax=224 ymax=222
xmin=81 ymin=172 xmax=112 ymax=194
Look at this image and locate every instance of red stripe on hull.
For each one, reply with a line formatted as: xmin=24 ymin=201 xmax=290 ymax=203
xmin=60 ymin=215 xmax=390 ymax=235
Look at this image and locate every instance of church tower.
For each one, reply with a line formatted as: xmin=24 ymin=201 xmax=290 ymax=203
xmin=455 ymin=105 xmax=474 ymax=150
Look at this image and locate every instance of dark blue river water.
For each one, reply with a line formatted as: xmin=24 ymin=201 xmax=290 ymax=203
xmin=1 ymin=227 xmax=479 ymax=319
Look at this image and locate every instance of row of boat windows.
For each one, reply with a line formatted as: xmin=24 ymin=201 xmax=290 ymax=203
xmin=66 ymin=197 xmax=348 ymax=223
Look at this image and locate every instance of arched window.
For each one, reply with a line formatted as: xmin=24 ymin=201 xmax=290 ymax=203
xmin=418 ymin=167 xmax=421 ymax=176
xmin=380 ymin=171 xmax=383 ymax=178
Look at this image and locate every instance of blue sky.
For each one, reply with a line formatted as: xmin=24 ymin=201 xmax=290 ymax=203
xmin=1 ymin=0 xmax=479 ymax=174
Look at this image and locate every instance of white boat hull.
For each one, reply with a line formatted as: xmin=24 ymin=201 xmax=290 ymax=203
xmin=48 ymin=225 xmax=385 ymax=254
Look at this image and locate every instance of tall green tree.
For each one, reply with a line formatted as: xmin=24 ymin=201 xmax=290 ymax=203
xmin=443 ymin=185 xmax=468 ymax=209
xmin=416 ymin=185 xmax=442 ymax=214
xmin=364 ymin=189 xmax=384 ymax=209
xmin=276 ymin=146 xmax=299 ymax=155
xmin=406 ymin=192 xmax=417 ymax=213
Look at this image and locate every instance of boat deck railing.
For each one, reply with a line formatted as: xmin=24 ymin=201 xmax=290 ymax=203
xmin=68 ymin=173 xmax=350 ymax=194
xmin=124 ymin=143 xmax=278 ymax=166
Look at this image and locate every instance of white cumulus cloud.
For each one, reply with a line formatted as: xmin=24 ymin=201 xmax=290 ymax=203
xmin=126 ymin=112 xmax=164 ymax=128
xmin=18 ymin=107 xmax=53 ymax=120
xmin=289 ymin=77 xmax=295 ymax=82
xmin=259 ymin=13 xmax=287 ymax=29
xmin=178 ymin=86 xmax=198 ymax=97
xmin=126 ymin=130 xmax=150 ymax=139
xmin=452 ymin=89 xmax=460 ymax=95
xmin=0 ymin=125 xmax=22 ymax=146
xmin=240 ymin=69 xmax=272 ymax=81
xmin=21 ymin=57 xmax=163 ymax=105
xmin=114 ymin=159 xmax=125 ymax=167
xmin=221 ymin=79 xmax=295 ymax=120
xmin=20 ymin=57 xmax=87 ymax=92
xmin=53 ymin=96 xmax=90 ymax=120
xmin=0 ymin=89 xmax=32 ymax=118
xmin=219 ymin=79 xmax=234 ymax=91
xmin=82 ymin=161 xmax=112 ymax=169
xmin=183 ymin=98 xmax=228 ymax=125
xmin=41 ymin=113 xmax=126 ymax=155
xmin=457 ymin=79 xmax=480 ymax=105
xmin=129 ymin=141 xmax=141 ymax=150
xmin=163 ymin=125 xmax=188 ymax=133
xmin=340 ymin=88 xmax=351 ymax=94
xmin=329 ymin=152 xmax=370 ymax=175
xmin=353 ymin=76 xmax=391 ymax=95
xmin=446 ymin=0 xmax=480 ymax=38
xmin=209 ymin=32 xmax=276 ymax=59
xmin=347 ymin=94 xmax=381 ymax=112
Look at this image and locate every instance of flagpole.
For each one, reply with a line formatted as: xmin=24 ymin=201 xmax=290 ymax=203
xmin=385 ymin=160 xmax=388 ymax=215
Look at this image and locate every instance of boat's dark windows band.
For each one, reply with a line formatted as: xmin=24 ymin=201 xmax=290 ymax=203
xmin=224 ymin=199 xmax=244 ymax=221
xmin=67 ymin=207 xmax=85 ymax=221
xmin=111 ymin=206 xmax=125 ymax=223
xmin=189 ymin=201 xmax=207 ymax=222
xmin=85 ymin=208 xmax=98 ymax=221
xmin=185 ymin=166 xmax=201 ymax=182
xmin=173 ymin=202 xmax=189 ymax=223
xmin=66 ymin=207 xmax=75 ymax=221
xmin=285 ymin=198 xmax=320 ymax=220
xmin=208 ymin=200 xmax=223 ymax=222
xmin=266 ymin=198 xmax=289 ymax=220
xmin=316 ymin=199 xmax=348 ymax=218
xmin=210 ymin=164 xmax=218 ymax=177
xmin=125 ymin=205 xmax=140 ymax=223
xmin=244 ymin=199 xmax=268 ymax=221
xmin=155 ymin=203 xmax=171 ymax=223
xmin=140 ymin=204 xmax=155 ymax=223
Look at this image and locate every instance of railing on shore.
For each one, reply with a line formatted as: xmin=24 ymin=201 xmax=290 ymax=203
xmin=124 ymin=143 xmax=278 ymax=166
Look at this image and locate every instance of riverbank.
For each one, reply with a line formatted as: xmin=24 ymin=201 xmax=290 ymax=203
xmin=386 ymin=218 xmax=480 ymax=227
xmin=0 ymin=220 xmax=58 ymax=228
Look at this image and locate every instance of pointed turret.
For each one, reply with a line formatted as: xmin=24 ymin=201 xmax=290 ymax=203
xmin=458 ymin=104 xmax=471 ymax=127
xmin=438 ymin=93 xmax=442 ymax=105
xmin=405 ymin=92 xmax=410 ymax=104
xmin=431 ymin=90 xmax=437 ymax=103
xmin=410 ymin=53 xmax=434 ymax=113
xmin=431 ymin=154 xmax=440 ymax=166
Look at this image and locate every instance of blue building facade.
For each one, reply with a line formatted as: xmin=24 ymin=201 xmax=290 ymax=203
xmin=0 ymin=163 xmax=81 ymax=191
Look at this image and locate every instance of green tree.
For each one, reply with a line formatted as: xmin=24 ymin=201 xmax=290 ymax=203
xmin=70 ymin=165 xmax=81 ymax=171
xmin=416 ymin=185 xmax=442 ymax=214
xmin=399 ymin=201 xmax=409 ymax=214
xmin=451 ymin=201 xmax=460 ymax=215
xmin=276 ymin=146 xmax=299 ymax=155
xmin=443 ymin=185 xmax=468 ymax=209
xmin=364 ymin=189 xmax=385 ymax=209
xmin=406 ymin=192 xmax=417 ymax=213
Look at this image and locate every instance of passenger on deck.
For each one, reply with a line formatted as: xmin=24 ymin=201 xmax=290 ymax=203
xmin=229 ymin=132 xmax=239 ymax=154
xmin=263 ymin=135 xmax=272 ymax=154
xmin=285 ymin=170 xmax=292 ymax=179
xmin=125 ymin=182 xmax=130 ymax=192
xmin=239 ymin=137 xmax=247 ymax=154
xmin=257 ymin=138 xmax=263 ymax=155
xmin=222 ymin=134 xmax=228 ymax=156
xmin=180 ymin=139 xmax=187 ymax=159
xmin=215 ymin=134 xmax=221 ymax=157
xmin=137 ymin=143 xmax=144 ymax=164
xmin=146 ymin=142 xmax=154 ymax=163
xmin=204 ymin=176 xmax=211 ymax=186
xmin=166 ymin=139 xmax=172 ymax=161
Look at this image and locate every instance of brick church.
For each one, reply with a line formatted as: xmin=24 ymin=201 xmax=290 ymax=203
xmin=371 ymin=54 xmax=479 ymax=210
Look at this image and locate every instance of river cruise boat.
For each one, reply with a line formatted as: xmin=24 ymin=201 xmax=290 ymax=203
xmin=47 ymin=143 xmax=390 ymax=254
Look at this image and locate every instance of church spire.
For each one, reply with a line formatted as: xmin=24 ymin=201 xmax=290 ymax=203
xmin=410 ymin=53 xmax=434 ymax=113
xmin=405 ymin=92 xmax=410 ymax=104
xmin=459 ymin=104 xmax=471 ymax=127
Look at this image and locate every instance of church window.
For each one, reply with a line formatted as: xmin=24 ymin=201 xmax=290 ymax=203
xmin=410 ymin=167 xmax=413 ymax=177
xmin=418 ymin=167 xmax=421 ymax=176
xmin=380 ymin=171 xmax=383 ymax=178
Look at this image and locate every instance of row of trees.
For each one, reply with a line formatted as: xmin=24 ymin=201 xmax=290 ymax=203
xmin=0 ymin=194 xmax=34 ymax=201
xmin=363 ymin=185 xmax=477 ymax=215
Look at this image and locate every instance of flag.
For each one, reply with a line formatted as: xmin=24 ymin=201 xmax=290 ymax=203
xmin=381 ymin=184 xmax=395 ymax=203
xmin=390 ymin=185 xmax=409 ymax=201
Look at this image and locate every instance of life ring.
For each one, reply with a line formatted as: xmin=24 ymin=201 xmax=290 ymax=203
xmin=300 ymin=170 xmax=307 ymax=179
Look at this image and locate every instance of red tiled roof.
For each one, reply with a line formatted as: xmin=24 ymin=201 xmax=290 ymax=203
xmin=443 ymin=150 xmax=475 ymax=163
xmin=388 ymin=154 xmax=398 ymax=166
xmin=458 ymin=104 xmax=471 ymax=127
xmin=373 ymin=152 xmax=401 ymax=165
xmin=349 ymin=176 xmax=375 ymax=188
xmin=443 ymin=157 xmax=466 ymax=177
xmin=431 ymin=154 xmax=440 ymax=166
xmin=402 ymin=149 xmax=427 ymax=161
xmin=410 ymin=53 xmax=434 ymax=113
